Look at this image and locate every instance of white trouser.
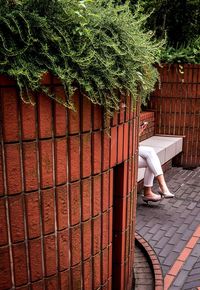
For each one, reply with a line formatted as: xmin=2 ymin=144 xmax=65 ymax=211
xmin=138 ymin=146 xmax=163 ymax=187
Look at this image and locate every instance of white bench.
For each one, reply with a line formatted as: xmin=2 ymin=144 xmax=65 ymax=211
xmin=138 ymin=135 xmax=183 ymax=182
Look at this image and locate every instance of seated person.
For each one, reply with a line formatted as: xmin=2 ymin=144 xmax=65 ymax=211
xmin=139 ymin=122 xmax=174 ymax=203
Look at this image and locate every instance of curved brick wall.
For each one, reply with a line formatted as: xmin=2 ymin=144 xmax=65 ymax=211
xmin=148 ymin=64 xmax=200 ymax=167
xmin=0 ymin=75 xmax=140 ymax=290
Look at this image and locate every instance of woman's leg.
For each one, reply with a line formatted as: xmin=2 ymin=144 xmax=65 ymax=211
xmin=139 ymin=146 xmax=163 ymax=176
xmin=138 ymin=156 xmax=154 ymax=186
xmin=139 ymin=146 xmax=174 ymax=197
xmin=138 ymin=156 xmax=161 ymax=200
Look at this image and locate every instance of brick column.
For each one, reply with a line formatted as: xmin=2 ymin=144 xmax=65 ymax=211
xmin=0 ymin=75 xmax=140 ymax=290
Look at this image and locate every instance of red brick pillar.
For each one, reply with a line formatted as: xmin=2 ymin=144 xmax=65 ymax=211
xmin=0 ymin=75 xmax=140 ymax=290
xmin=149 ymin=64 xmax=200 ymax=167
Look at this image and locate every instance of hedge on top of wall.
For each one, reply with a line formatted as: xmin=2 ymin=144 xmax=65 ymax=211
xmin=0 ymin=0 xmax=163 ymax=115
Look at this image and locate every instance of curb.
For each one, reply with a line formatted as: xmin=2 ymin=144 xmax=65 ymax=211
xmin=135 ymin=232 xmax=164 ymax=290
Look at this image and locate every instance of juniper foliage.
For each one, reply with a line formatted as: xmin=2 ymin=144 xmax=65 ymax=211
xmin=0 ymin=0 xmax=163 ymax=113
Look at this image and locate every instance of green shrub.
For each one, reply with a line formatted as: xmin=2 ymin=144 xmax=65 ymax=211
xmin=161 ymin=37 xmax=200 ymax=64
xmin=0 ymin=0 xmax=163 ymax=113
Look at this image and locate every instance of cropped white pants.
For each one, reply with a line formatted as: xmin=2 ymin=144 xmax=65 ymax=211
xmin=138 ymin=146 xmax=163 ymax=187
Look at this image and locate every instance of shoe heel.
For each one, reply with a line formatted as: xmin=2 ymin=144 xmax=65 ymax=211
xmin=142 ymin=196 xmax=148 ymax=204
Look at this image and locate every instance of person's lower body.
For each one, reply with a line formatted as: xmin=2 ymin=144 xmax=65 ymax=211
xmin=138 ymin=146 xmax=174 ymax=202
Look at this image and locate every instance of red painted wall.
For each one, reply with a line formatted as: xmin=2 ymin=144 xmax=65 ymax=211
xmin=0 ymin=75 xmax=140 ymax=290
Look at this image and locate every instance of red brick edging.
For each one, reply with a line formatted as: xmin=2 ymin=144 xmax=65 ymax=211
xmin=135 ymin=232 xmax=164 ymax=290
xmin=164 ymin=225 xmax=200 ymax=289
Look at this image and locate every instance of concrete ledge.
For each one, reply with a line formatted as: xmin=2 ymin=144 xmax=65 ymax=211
xmin=138 ymin=135 xmax=183 ymax=182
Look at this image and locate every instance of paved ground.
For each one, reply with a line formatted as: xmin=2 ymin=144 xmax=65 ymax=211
xmin=133 ymin=245 xmax=154 ymax=290
xmin=136 ymin=166 xmax=200 ymax=290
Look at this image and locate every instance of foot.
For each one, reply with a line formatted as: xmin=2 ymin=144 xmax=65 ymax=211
xmin=142 ymin=192 xmax=162 ymax=204
xmin=158 ymin=187 xmax=174 ymax=198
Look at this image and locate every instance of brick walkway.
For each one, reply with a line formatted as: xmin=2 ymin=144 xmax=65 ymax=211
xmin=133 ymin=245 xmax=154 ymax=290
xmin=136 ymin=166 xmax=200 ymax=290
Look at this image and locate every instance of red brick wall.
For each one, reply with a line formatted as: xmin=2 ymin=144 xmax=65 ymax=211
xmin=139 ymin=112 xmax=155 ymax=142
xmin=148 ymin=64 xmax=200 ymax=167
xmin=0 ymin=75 xmax=140 ymax=290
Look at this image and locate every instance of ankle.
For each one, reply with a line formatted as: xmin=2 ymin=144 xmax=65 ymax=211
xmin=144 ymin=190 xmax=156 ymax=197
xmin=144 ymin=188 xmax=151 ymax=196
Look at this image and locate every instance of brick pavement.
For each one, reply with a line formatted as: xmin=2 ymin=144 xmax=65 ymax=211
xmin=136 ymin=166 xmax=200 ymax=290
xmin=133 ymin=245 xmax=154 ymax=290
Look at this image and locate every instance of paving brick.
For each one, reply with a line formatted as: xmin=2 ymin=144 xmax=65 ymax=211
xmin=138 ymin=226 xmax=151 ymax=236
xmin=159 ymin=244 xmax=174 ymax=258
xmin=173 ymin=269 xmax=188 ymax=287
xmin=149 ymin=240 xmax=159 ymax=247
xmin=158 ymin=256 xmax=165 ymax=264
xmin=182 ymin=280 xmax=200 ymax=289
xmin=135 ymin=286 xmax=153 ymax=290
xmin=187 ymin=202 xmax=197 ymax=210
xmin=136 ymin=279 xmax=154 ymax=286
xmin=185 ymin=274 xmax=200 ymax=283
xmin=173 ymin=240 xmax=187 ymax=253
xmin=156 ymin=236 xmax=170 ymax=249
xmin=168 ymin=233 xmax=182 ymax=245
xmin=190 ymin=207 xmax=200 ymax=217
xmin=176 ymin=223 xmax=188 ymax=234
xmin=194 ymin=212 xmax=200 ymax=221
xmin=181 ymin=229 xmax=194 ymax=241
xmin=172 ymin=206 xmax=186 ymax=213
xmin=165 ymin=226 xmax=179 ymax=237
xmin=194 ymin=195 xmax=200 ymax=202
xmin=151 ymin=230 xmax=166 ymax=241
xmin=136 ymin=220 xmax=147 ymax=231
xmin=172 ymin=200 xmax=184 ymax=208
xmin=136 ymin=166 xmax=200 ymax=289
xmin=193 ymin=257 xmax=200 ymax=267
xmin=143 ymin=233 xmax=154 ymax=241
xmin=163 ymin=252 xmax=179 ymax=267
xmin=182 ymin=256 xmax=199 ymax=271
xmin=189 ymin=191 xmax=198 ymax=199
xmin=184 ymin=215 xmax=196 ymax=225
xmin=187 ymin=267 xmax=200 ymax=276
xmin=146 ymin=217 xmax=161 ymax=227
xmin=180 ymin=209 xmax=191 ymax=218
xmin=188 ymin=221 xmax=200 ymax=231
xmin=190 ymin=244 xmax=200 ymax=257
xmin=160 ymin=222 xmax=173 ymax=231
xmin=194 ymin=258 xmax=200 ymax=266
xmin=136 ymin=267 xmax=153 ymax=274
xmin=134 ymin=246 xmax=154 ymax=290
xmin=162 ymin=265 xmax=170 ymax=276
